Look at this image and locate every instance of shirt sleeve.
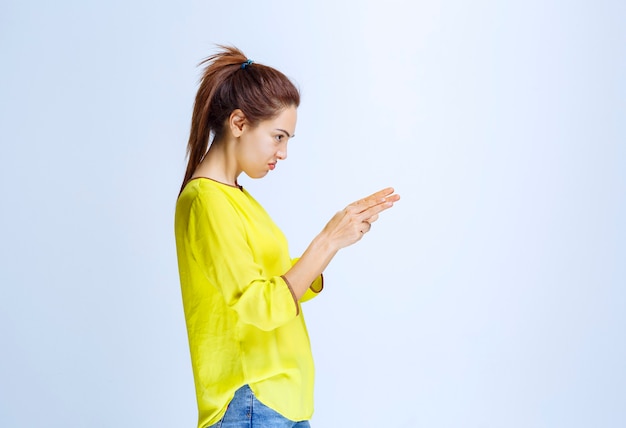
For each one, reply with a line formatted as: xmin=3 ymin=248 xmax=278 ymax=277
xmin=185 ymin=191 xmax=298 ymax=331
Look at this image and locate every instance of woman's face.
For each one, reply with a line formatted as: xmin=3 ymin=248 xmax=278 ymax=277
xmin=236 ymin=106 xmax=297 ymax=179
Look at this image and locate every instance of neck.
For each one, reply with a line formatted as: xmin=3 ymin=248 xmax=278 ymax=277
xmin=192 ymin=139 xmax=240 ymax=187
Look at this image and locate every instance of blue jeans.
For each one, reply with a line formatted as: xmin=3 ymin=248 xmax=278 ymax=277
xmin=208 ymin=385 xmax=311 ymax=428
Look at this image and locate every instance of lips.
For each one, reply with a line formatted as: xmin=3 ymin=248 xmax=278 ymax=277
xmin=268 ymin=162 xmax=276 ymax=171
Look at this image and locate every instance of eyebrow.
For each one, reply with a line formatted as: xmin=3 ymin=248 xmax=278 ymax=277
xmin=275 ymin=128 xmax=295 ymax=138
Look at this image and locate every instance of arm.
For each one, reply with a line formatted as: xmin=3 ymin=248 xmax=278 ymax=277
xmin=183 ymin=190 xmax=299 ymax=331
xmin=288 ymin=258 xmax=323 ymax=303
xmin=283 ymin=187 xmax=400 ymax=300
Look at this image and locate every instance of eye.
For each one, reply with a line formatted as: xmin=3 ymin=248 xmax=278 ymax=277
xmin=275 ymin=134 xmax=284 ymax=142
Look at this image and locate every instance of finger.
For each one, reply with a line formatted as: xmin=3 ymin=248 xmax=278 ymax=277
xmin=365 ymin=213 xmax=380 ymax=223
xmin=351 ymin=187 xmax=397 ymax=211
xmin=357 ymin=198 xmax=397 ymax=221
xmin=355 ymin=187 xmax=395 ymax=205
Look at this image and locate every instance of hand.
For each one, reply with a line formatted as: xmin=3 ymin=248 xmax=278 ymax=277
xmin=284 ymin=187 xmax=400 ymax=299
xmin=321 ymin=187 xmax=400 ymax=251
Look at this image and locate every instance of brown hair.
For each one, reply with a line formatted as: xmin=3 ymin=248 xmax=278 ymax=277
xmin=180 ymin=45 xmax=301 ymax=192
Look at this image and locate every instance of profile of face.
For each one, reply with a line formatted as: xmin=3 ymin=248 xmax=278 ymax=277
xmin=231 ymin=106 xmax=298 ymax=179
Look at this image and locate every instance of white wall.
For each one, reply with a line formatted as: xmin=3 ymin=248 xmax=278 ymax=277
xmin=1 ymin=1 xmax=624 ymax=426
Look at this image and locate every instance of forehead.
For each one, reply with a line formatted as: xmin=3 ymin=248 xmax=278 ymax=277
xmin=263 ymin=106 xmax=297 ymax=133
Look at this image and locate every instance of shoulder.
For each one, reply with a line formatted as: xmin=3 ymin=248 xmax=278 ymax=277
xmin=177 ymin=179 xmax=250 ymax=225
xmin=178 ymin=178 xmax=232 ymax=207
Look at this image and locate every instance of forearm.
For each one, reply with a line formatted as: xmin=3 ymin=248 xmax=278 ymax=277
xmin=283 ymin=232 xmax=337 ymax=301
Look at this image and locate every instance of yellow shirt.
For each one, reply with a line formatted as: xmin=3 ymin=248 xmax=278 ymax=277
xmin=174 ymin=178 xmax=323 ymax=427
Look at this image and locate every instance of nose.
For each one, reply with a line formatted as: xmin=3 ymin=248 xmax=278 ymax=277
xmin=276 ymin=148 xmax=287 ymax=160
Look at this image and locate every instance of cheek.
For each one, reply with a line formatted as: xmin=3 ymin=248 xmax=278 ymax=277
xmin=253 ymin=139 xmax=274 ymax=158
xmin=242 ymin=143 xmax=267 ymax=167
xmin=240 ymin=133 xmax=274 ymax=165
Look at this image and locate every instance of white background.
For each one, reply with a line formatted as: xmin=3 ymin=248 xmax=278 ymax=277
xmin=1 ymin=1 xmax=624 ymax=427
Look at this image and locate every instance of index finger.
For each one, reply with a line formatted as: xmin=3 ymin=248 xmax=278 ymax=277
xmin=353 ymin=187 xmax=397 ymax=209
xmin=357 ymin=196 xmax=398 ymax=221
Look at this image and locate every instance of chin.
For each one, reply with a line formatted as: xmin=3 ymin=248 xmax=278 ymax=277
xmin=245 ymin=171 xmax=269 ymax=179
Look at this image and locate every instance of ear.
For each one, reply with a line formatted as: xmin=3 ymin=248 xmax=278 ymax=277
xmin=229 ymin=109 xmax=247 ymax=138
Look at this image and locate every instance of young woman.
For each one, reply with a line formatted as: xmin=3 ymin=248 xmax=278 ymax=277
xmin=174 ymin=46 xmax=400 ymax=428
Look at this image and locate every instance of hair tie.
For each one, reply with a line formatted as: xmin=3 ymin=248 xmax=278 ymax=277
xmin=241 ymin=59 xmax=254 ymax=69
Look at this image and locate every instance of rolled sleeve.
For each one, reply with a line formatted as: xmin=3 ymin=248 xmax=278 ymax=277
xmin=187 ymin=192 xmax=298 ymax=331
